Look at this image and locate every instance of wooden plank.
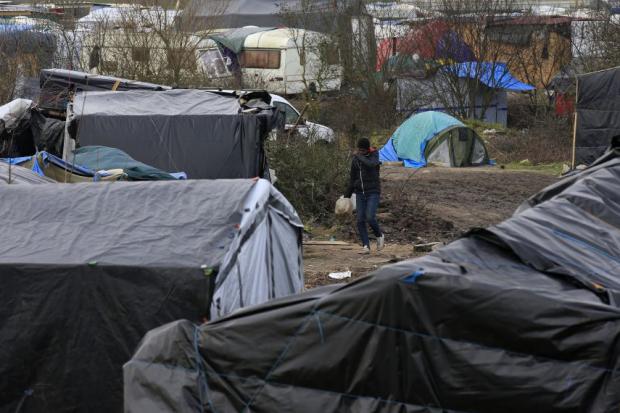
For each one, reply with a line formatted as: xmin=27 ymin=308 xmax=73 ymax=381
xmin=303 ymin=240 xmax=350 ymax=246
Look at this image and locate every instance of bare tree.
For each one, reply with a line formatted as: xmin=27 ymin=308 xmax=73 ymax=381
xmin=572 ymin=8 xmax=620 ymax=72
xmin=74 ymin=0 xmax=224 ymax=86
xmin=0 ymin=14 xmax=60 ymax=103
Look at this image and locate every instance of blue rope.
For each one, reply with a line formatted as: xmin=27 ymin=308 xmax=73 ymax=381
xmin=314 ymin=311 xmax=325 ymax=344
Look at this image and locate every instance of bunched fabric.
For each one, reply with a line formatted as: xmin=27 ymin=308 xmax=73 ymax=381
xmin=127 ymin=147 xmax=620 ymax=412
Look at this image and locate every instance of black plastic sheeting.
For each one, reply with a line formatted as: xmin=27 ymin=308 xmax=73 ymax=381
xmin=0 ymin=108 xmax=35 ymax=158
xmin=39 ymin=69 xmax=169 ymax=112
xmin=70 ymin=89 xmax=281 ymax=180
xmin=1 ymin=103 xmax=64 ymax=158
xmin=575 ymin=66 xmax=620 ymax=165
xmin=30 ymin=109 xmax=65 ymax=156
xmin=0 ymin=179 xmax=259 ymax=412
xmin=126 ymin=148 xmax=620 ymax=412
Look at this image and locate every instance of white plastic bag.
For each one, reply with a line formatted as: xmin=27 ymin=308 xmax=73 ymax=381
xmin=328 ymin=270 xmax=352 ymax=280
xmin=335 ymin=196 xmax=353 ymax=216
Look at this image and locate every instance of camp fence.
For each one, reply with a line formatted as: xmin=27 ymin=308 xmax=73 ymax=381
xmin=126 ymin=146 xmax=620 ymax=412
xmin=66 ymin=89 xmax=281 ymax=180
xmin=0 ymin=178 xmax=303 ymax=413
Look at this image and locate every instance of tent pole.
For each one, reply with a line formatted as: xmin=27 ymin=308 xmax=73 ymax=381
xmin=571 ymin=76 xmax=579 ymax=169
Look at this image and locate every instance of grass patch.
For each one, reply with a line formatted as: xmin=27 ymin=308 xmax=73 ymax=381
xmin=501 ymin=162 xmax=565 ymax=175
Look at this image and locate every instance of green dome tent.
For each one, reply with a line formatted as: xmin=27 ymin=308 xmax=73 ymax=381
xmin=379 ymin=111 xmax=490 ymax=168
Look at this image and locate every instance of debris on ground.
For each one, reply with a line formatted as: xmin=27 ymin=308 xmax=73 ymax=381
xmin=327 ymin=270 xmax=352 ymax=280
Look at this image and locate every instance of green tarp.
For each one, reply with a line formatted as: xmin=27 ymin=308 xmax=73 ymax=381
xmin=72 ymin=146 xmax=178 ymax=181
xmin=209 ymin=27 xmax=275 ymax=53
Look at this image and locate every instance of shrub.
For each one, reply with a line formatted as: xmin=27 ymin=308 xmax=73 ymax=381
xmin=266 ymin=135 xmax=351 ymax=222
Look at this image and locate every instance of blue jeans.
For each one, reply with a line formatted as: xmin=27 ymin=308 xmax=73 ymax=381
xmin=356 ymin=192 xmax=382 ymax=247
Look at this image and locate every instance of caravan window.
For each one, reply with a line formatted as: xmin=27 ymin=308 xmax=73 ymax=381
xmin=199 ymin=49 xmax=231 ymax=78
xmin=239 ymin=49 xmax=281 ymax=69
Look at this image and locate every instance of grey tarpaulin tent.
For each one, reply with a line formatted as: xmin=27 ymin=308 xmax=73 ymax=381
xmin=574 ymin=65 xmax=620 ymax=166
xmin=0 ymin=178 xmax=302 ymax=413
xmin=64 ymin=89 xmax=282 ymax=179
xmin=126 ymin=147 xmax=620 ymax=412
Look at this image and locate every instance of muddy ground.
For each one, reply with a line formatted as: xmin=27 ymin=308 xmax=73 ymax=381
xmin=304 ymin=165 xmax=558 ymax=289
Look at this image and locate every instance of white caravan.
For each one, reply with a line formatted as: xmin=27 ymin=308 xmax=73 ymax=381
xmin=198 ymin=27 xmax=342 ymax=95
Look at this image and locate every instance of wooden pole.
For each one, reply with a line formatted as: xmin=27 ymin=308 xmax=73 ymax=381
xmin=571 ymin=75 xmax=579 ymax=169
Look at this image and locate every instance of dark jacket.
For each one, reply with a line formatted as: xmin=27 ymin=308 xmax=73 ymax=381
xmin=345 ymin=148 xmax=381 ymax=197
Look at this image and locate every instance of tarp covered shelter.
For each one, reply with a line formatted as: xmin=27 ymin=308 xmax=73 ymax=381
xmin=574 ymin=65 xmax=620 ymax=166
xmin=1 ymin=98 xmax=69 ymax=158
xmin=380 ymin=111 xmax=489 ymax=168
xmin=0 ymin=178 xmax=303 ymax=412
xmin=125 ymin=146 xmax=620 ymax=412
xmin=450 ymin=62 xmax=535 ymax=92
xmin=66 ymin=89 xmax=282 ymax=180
xmin=39 ymin=69 xmax=170 ymax=112
xmin=0 ymin=98 xmax=35 ymax=157
xmin=395 ymin=63 xmax=534 ymax=127
xmin=4 ymin=147 xmax=183 ymax=182
xmin=376 ymin=20 xmax=474 ymax=71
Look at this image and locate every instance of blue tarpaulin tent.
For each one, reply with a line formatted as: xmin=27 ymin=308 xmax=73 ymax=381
xmin=448 ymin=62 xmax=535 ymax=92
xmin=380 ymin=111 xmax=490 ymax=168
xmin=396 ymin=62 xmax=535 ymax=126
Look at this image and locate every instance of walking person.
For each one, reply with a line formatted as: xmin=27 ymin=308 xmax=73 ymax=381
xmin=345 ymin=138 xmax=385 ymax=254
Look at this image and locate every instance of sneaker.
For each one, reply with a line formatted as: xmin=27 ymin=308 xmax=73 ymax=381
xmin=376 ymin=235 xmax=385 ymax=251
xmin=360 ymin=245 xmax=371 ymax=255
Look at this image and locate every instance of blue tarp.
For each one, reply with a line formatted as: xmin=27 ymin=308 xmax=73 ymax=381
xmin=2 ymin=152 xmax=96 ymax=177
xmin=379 ymin=111 xmax=464 ymax=168
xmin=448 ymin=62 xmax=535 ymax=92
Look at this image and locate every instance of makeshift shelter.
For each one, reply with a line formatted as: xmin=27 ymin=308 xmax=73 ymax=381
xmin=0 ymin=98 xmax=35 ymax=158
xmin=573 ymin=65 xmax=620 ymax=166
xmin=1 ymin=98 xmax=69 ymax=158
xmin=39 ymin=69 xmax=170 ymax=112
xmin=380 ymin=111 xmax=489 ymax=168
xmin=0 ymin=178 xmax=303 ymax=413
xmin=5 ymin=146 xmax=183 ymax=182
xmin=396 ymin=62 xmax=535 ymax=126
xmin=376 ymin=20 xmax=474 ymax=71
xmin=65 ymin=89 xmax=282 ymax=180
xmin=126 ymin=146 xmax=620 ymax=413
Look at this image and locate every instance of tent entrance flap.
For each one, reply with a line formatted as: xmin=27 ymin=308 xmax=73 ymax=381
xmin=418 ymin=123 xmax=489 ymax=168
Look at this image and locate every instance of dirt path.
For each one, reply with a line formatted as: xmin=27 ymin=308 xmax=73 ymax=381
xmin=381 ymin=165 xmax=558 ymax=235
xmin=305 ymin=166 xmax=558 ymax=288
